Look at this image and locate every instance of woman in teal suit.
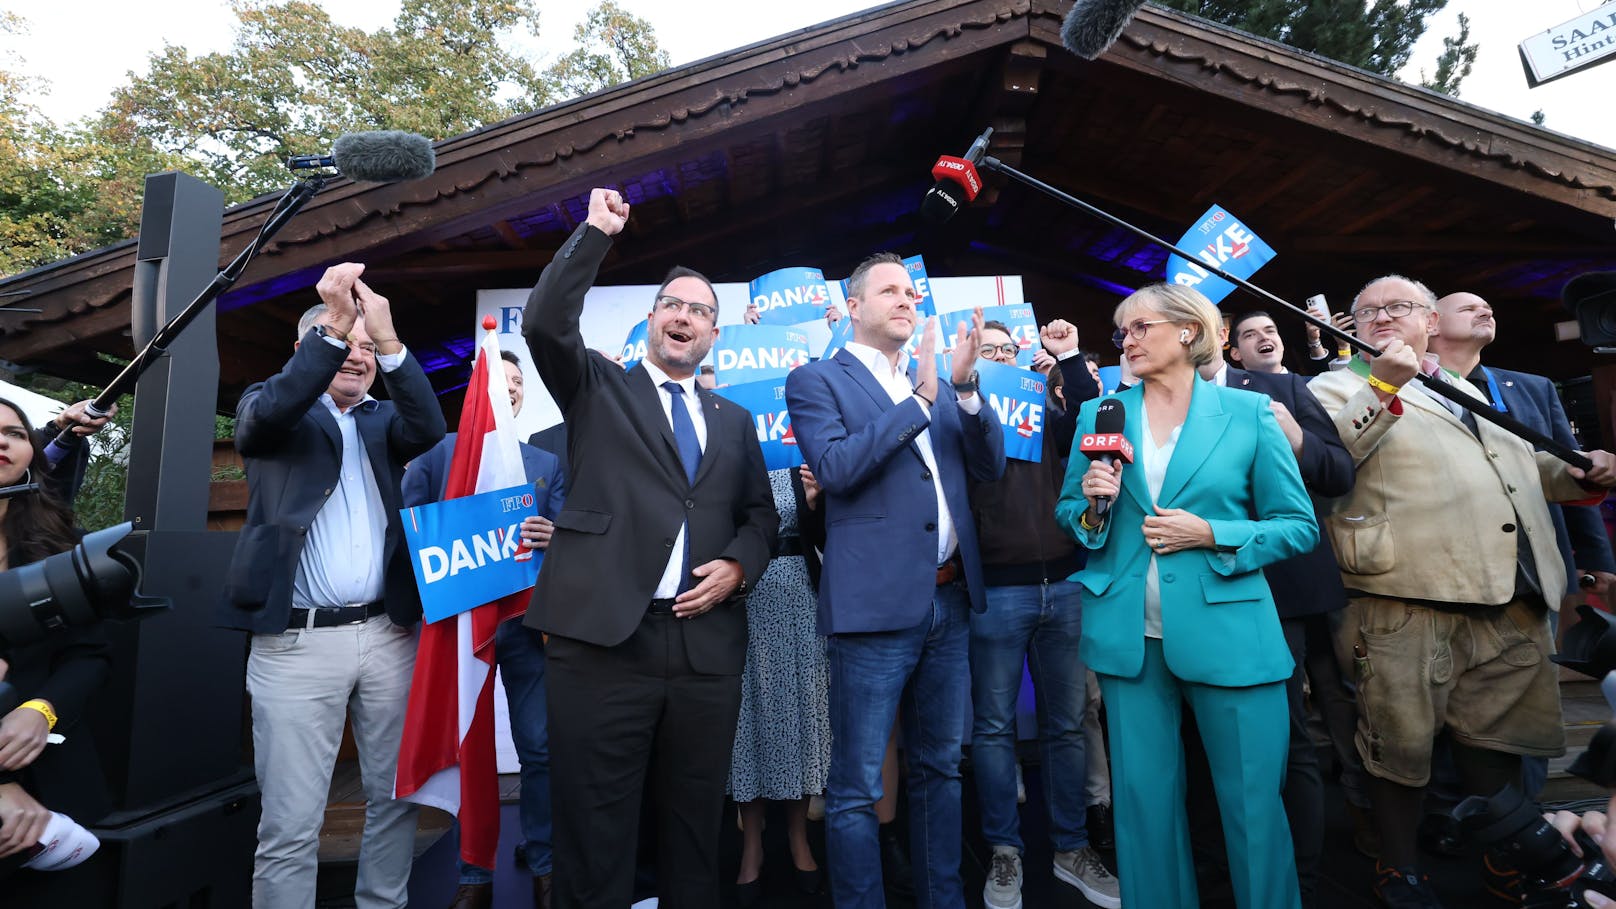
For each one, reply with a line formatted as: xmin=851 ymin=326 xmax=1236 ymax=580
xmin=1056 ymin=284 xmax=1317 ymax=909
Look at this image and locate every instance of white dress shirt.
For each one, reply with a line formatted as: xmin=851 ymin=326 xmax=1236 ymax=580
xmin=843 ymin=341 xmax=981 ymax=565
xmin=292 ymin=343 xmax=407 ymax=610
xmin=640 ymin=359 xmax=709 ymax=598
xmin=1138 ymin=397 xmax=1183 ymax=640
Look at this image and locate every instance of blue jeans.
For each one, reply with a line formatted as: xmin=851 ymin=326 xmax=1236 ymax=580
xmin=826 ymin=584 xmax=970 ymax=909
xmin=459 ymin=619 xmax=552 ymax=884
xmin=969 ymin=580 xmax=1089 ymax=853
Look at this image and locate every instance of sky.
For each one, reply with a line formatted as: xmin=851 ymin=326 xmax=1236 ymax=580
xmin=2 ymin=0 xmax=1613 ymax=150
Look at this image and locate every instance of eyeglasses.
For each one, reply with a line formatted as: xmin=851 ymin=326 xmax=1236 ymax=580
xmin=979 ymin=343 xmax=1019 ymax=358
xmin=1111 ymin=319 xmax=1173 ymax=349
xmin=1351 ymin=300 xmax=1424 ymax=323
xmin=654 ymin=294 xmax=717 ymax=323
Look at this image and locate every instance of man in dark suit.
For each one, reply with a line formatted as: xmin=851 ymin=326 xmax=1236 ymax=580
xmin=404 ymin=348 xmax=566 ymax=909
xmin=521 ymin=188 xmax=777 ymax=909
xmin=218 ymin=263 xmax=446 ymax=909
xmin=1221 ymin=312 xmax=1360 ymax=905
xmin=785 ymin=252 xmax=1005 ymax=909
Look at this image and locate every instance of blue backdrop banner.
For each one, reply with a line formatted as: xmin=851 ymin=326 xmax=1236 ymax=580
xmin=712 ymin=377 xmax=804 ymax=471
xmin=712 ymin=324 xmax=812 ymax=385
xmin=620 ymin=319 xmax=649 ymax=371
xmin=402 ymin=483 xmax=543 ymax=623
xmin=1164 ymin=205 xmax=1276 ymax=305
xmin=977 ymin=358 xmax=1047 ymax=463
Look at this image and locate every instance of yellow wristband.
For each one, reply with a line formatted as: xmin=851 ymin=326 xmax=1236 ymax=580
xmin=1079 ymin=510 xmax=1103 ymax=531
xmin=1366 ymin=374 xmax=1400 ymax=396
xmin=19 ymin=699 xmax=58 ymax=731
xmin=1337 ymin=347 xmax=1351 ymax=358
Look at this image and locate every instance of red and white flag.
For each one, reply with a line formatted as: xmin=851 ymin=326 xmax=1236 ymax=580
xmin=395 ymin=318 xmax=530 ymax=870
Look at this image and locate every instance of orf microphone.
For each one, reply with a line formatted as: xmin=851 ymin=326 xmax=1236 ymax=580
xmin=921 ymin=127 xmax=993 ymax=223
xmin=287 ymin=131 xmax=437 ymax=183
xmin=1060 ymin=0 xmax=1149 ymax=60
xmin=1078 ymin=398 xmax=1133 ymax=518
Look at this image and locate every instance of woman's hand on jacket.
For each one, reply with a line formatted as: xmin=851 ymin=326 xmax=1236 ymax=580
xmin=1142 ymin=505 xmax=1215 ymax=555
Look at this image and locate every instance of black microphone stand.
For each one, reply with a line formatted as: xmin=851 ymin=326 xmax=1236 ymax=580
xmin=45 ymin=174 xmax=330 ymax=464
xmin=975 ymin=154 xmax=1593 ymax=471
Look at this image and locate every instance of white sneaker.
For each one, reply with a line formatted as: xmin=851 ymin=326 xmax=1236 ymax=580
xmin=983 ymin=846 xmax=1023 ymax=909
xmin=1054 ymin=845 xmax=1121 ymax=908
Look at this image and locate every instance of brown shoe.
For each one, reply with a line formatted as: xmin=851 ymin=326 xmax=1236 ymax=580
xmin=534 ymin=873 xmax=553 ymax=909
xmin=448 ymin=882 xmax=493 ymax=909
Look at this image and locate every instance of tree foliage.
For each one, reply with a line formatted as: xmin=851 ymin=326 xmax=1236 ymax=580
xmin=0 ymin=0 xmax=670 ymax=278
xmin=1421 ymin=12 xmax=1477 ymax=97
xmin=1156 ymin=0 xmax=1477 ymax=93
xmin=546 ymin=0 xmax=671 ymax=99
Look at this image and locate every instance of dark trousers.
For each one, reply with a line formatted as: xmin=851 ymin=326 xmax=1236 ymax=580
xmin=545 ymin=612 xmax=743 ymax=909
xmin=1281 ymin=612 xmax=1360 ymax=907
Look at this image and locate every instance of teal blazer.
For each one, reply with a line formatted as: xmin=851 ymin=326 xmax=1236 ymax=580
xmin=1055 ymin=378 xmax=1318 ymax=687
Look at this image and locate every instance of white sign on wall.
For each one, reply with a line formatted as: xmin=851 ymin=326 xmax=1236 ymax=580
xmin=1519 ymin=1 xmax=1616 ymax=87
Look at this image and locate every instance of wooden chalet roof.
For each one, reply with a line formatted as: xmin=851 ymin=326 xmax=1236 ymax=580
xmin=2 ymin=0 xmax=1613 ymax=410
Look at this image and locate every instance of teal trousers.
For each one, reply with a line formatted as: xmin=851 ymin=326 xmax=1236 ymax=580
xmin=1099 ymin=638 xmax=1301 ymax=909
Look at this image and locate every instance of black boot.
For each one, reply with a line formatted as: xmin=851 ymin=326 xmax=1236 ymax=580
xmin=880 ymin=822 xmax=914 ymax=899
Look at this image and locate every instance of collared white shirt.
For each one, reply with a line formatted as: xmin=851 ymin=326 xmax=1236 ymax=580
xmin=1139 ymin=397 xmax=1183 ymax=640
xmin=1208 ymin=361 xmax=1228 ymax=387
xmin=640 ymin=359 xmax=709 ymax=598
xmin=843 ymin=341 xmax=981 ymax=565
xmin=292 ymin=343 xmax=407 ymax=610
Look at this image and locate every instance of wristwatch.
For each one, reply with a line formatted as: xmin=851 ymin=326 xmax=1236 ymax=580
xmin=953 ymin=370 xmax=980 ymax=395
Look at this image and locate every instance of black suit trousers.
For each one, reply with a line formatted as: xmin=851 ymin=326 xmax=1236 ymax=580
xmin=546 ymin=611 xmax=744 ymax=909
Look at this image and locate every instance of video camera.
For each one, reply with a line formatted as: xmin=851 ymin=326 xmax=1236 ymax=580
xmin=1445 ymin=608 xmax=1616 ymax=907
xmin=0 ymin=522 xmax=168 ymax=655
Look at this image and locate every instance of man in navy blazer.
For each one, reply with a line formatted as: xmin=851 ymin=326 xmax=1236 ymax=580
xmin=786 ymin=252 xmax=1005 ymax=909
xmin=403 ymin=348 xmax=566 ymax=909
xmin=219 ymin=264 xmax=446 ymax=909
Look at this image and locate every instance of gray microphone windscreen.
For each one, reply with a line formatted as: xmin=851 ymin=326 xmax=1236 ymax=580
xmin=1061 ymin=0 xmax=1149 ymax=60
xmin=331 ymin=131 xmax=436 ymax=183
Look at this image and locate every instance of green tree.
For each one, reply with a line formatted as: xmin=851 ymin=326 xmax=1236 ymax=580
xmin=546 ymin=0 xmax=672 ymax=98
xmin=0 ymin=0 xmax=671 ymax=278
xmin=1421 ymin=12 xmax=1477 ymax=96
xmin=1157 ymin=0 xmax=1477 ymax=93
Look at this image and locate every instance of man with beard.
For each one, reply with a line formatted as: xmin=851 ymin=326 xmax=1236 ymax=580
xmin=521 ymin=188 xmax=778 ymax=909
xmin=786 ymin=252 xmax=1005 ymax=909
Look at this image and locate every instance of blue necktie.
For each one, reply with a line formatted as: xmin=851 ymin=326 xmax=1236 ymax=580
xmin=663 ymin=381 xmax=701 ymax=594
xmin=663 ymin=382 xmax=702 ymax=485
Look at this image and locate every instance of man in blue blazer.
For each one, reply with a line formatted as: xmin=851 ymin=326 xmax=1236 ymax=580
xmin=219 ymin=264 xmax=446 ymax=909
xmin=403 ymin=348 xmax=566 ymax=909
xmin=786 ymin=252 xmax=1005 ymax=909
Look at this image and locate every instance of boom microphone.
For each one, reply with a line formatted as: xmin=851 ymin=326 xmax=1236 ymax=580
xmin=1061 ymin=0 xmax=1149 ymax=60
xmin=286 ymin=131 xmax=436 ymax=183
xmin=921 ymin=127 xmax=994 ymax=224
xmin=1078 ymin=398 xmax=1133 ymax=518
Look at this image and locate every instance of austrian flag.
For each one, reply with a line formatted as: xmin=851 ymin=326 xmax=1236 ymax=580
xmin=394 ymin=317 xmax=531 ymax=870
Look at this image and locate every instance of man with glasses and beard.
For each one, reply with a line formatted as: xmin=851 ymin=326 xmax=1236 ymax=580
xmin=1309 ymin=275 xmax=1616 ymax=908
xmin=521 ymin=188 xmax=778 ymax=909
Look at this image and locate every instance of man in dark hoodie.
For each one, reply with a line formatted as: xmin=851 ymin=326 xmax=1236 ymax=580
xmin=967 ymin=318 xmax=1120 ymax=909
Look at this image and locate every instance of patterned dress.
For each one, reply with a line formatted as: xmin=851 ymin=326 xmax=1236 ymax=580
xmin=728 ymin=468 xmax=831 ymax=802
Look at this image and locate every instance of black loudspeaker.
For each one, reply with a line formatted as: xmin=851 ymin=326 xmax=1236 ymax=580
xmin=77 ymin=170 xmax=257 ymax=905
xmin=1565 ymin=271 xmax=1616 ymax=346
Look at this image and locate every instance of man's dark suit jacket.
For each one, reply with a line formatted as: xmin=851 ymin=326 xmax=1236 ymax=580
xmin=521 ymin=224 xmax=777 ymax=675
xmin=1226 ymin=366 xmax=1354 ymax=618
xmin=217 ymin=331 xmax=446 ymax=634
xmin=1488 ymin=366 xmax=1616 ymax=595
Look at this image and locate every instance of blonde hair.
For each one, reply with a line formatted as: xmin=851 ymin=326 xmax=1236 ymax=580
xmin=1115 ymin=284 xmax=1222 ymax=367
